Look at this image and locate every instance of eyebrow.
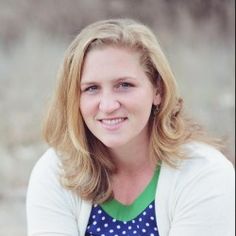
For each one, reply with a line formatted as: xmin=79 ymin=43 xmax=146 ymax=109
xmin=80 ymin=76 xmax=137 ymax=86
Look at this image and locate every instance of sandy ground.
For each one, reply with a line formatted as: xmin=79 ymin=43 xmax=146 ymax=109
xmin=0 ymin=188 xmax=27 ymax=236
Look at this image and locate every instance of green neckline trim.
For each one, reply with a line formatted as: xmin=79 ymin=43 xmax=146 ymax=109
xmin=100 ymin=166 xmax=161 ymax=222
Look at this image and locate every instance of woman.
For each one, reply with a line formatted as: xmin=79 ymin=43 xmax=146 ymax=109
xmin=26 ymin=19 xmax=235 ymax=236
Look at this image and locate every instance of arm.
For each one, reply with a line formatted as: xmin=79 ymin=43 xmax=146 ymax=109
xmin=169 ymin=159 xmax=235 ymax=236
xmin=26 ymin=149 xmax=80 ymax=236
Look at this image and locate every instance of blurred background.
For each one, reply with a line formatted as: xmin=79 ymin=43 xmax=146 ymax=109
xmin=0 ymin=0 xmax=235 ymax=235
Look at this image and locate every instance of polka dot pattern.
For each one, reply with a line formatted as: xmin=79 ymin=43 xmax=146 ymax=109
xmin=86 ymin=201 xmax=159 ymax=235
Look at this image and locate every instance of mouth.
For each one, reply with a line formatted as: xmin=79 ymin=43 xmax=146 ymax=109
xmin=98 ymin=117 xmax=127 ymax=130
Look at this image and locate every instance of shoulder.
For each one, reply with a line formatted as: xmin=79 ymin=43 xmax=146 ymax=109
xmin=30 ymin=148 xmax=61 ymax=179
xmin=165 ymin=141 xmax=235 ymax=196
xmin=28 ymin=148 xmax=64 ymax=190
xmin=27 ymin=148 xmax=82 ymax=216
xmin=179 ymin=141 xmax=234 ymax=177
xmin=28 ymin=148 xmax=67 ymax=198
xmin=27 ymin=149 xmax=92 ymax=234
xmin=158 ymin=141 xmax=235 ymax=199
xmin=156 ymin=142 xmax=235 ymax=235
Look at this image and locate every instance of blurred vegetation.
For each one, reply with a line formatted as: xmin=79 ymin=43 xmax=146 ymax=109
xmin=0 ymin=0 xmax=234 ymax=235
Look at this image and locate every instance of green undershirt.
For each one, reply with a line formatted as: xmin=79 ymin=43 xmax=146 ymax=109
xmin=100 ymin=166 xmax=161 ymax=222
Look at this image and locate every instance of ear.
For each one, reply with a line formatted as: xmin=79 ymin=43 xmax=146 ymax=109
xmin=153 ymin=91 xmax=161 ymax=106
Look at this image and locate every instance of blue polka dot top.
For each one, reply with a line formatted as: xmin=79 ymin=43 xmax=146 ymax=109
xmin=86 ymin=166 xmax=161 ymax=236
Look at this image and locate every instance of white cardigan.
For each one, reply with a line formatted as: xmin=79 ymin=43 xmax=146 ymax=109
xmin=26 ymin=142 xmax=235 ymax=236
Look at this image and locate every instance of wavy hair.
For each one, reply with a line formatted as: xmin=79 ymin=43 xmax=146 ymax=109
xmin=43 ymin=19 xmax=219 ymax=203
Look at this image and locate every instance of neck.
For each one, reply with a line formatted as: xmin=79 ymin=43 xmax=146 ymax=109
xmin=108 ymin=133 xmax=154 ymax=175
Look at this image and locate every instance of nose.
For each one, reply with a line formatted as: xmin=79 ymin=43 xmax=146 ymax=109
xmin=99 ymin=93 xmax=120 ymax=114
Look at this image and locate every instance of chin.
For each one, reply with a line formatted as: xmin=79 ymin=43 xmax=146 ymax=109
xmin=100 ymin=138 xmax=128 ymax=149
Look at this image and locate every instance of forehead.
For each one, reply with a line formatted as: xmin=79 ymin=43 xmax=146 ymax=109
xmin=81 ymin=46 xmax=144 ymax=81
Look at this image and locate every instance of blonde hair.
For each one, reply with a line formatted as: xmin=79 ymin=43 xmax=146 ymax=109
xmin=43 ymin=19 xmax=219 ymax=203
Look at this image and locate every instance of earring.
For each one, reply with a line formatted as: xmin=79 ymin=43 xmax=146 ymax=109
xmin=153 ymin=105 xmax=159 ymax=116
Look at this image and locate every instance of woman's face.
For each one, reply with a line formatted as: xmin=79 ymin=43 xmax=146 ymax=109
xmin=80 ymin=46 xmax=161 ymax=149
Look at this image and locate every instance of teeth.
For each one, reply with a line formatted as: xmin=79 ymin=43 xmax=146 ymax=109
xmin=101 ymin=118 xmax=125 ymax=125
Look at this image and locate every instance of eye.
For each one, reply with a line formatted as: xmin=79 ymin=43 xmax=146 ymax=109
xmin=117 ymin=82 xmax=133 ymax=90
xmin=83 ymin=85 xmax=99 ymax=93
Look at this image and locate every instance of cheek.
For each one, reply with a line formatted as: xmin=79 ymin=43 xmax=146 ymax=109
xmin=125 ymin=99 xmax=152 ymax=120
xmin=80 ymin=96 xmax=97 ymax=118
xmin=135 ymin=101 xmax=153 ymax=122
xmin=128 ymin=91 xmax=154 ymax=110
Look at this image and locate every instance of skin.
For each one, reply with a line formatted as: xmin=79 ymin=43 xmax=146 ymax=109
xmin=80 ymin=46 xmax=161 ymax=204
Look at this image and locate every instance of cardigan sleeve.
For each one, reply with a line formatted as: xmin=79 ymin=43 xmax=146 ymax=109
xmin=26 ymin=149 xmax=81 ymax=236
xmin=168 ymin=145 xmax=235 ymax=236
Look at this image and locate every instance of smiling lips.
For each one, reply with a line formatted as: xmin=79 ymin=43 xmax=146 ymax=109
xmin=98 ymin=117 xmax=127 ymax=130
